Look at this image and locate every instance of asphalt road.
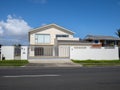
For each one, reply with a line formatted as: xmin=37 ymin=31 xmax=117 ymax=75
xmin=0 ymin=66 xmax=120 ymax=90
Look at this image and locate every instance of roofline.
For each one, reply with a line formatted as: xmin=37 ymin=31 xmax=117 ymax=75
xmin=84 ymin=34 xmax=120 ymax=40
xmin=29 ymin=23 xmax=75 ymax=34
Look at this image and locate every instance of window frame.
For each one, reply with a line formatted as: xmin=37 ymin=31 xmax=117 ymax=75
xmin=56 ymin=34 xmax=69 ymax=38
xmin=35 ymin=34 xmax=50 ymax=44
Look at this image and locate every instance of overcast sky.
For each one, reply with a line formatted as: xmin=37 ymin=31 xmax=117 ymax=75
xmin=0 ymin=0 xmax=120 ymax=45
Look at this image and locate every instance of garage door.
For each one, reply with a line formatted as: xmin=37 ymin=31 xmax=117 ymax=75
xmin=58 ymin=45 xmax=70 ymax=57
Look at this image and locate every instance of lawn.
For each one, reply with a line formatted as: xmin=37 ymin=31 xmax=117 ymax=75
xmin=72 ymin=60 xmax=120 ymax=66
xmin=0 ymin=60 xmax=29 ymax=66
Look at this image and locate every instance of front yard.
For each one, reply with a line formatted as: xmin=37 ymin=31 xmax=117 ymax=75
xmin=72 ymin=60 xmax=120 ymax=66
xmin=0 ymin=60 xmax=29 ymax=66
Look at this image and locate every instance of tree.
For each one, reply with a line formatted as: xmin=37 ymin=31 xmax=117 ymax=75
xmin=116 ymin=29 xmax=120 ymax=38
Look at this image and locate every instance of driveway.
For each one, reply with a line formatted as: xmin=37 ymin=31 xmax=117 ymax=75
xmin=26 ymin=60 xmax=82 ymax=67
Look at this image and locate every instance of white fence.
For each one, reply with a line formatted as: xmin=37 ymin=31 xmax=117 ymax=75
xmin=70 ymin=46 xmax=119 ymax=60
xmin=1 ymin=46 xmax=28 ymax=60
xmin=1 ymin=45 xmax=119 ymax=60
xmin=1 ymin=46 xmax=14 ymax=60
xmin=21 ymin=46 xmax=28 ymax=60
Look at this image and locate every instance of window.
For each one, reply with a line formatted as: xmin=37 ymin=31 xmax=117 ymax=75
xmin=56 ymin=34 xmax=69 ymax=38
xmin=35 ymin=34 xmax=50 ymax=44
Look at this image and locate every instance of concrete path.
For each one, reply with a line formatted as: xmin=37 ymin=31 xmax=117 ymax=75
xmin=26 ymin=60 xmax=82 ymax=67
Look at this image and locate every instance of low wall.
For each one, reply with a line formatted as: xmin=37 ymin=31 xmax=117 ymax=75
xmin=1 ymin=46 xmax=28 ymax=60
xmin=70 ymin=46 xmax=119 ymax=60
xmin=21 ymin=46 xmax=28 ymax=60
xmin=1 ymin=46 xmax=14 ymax=60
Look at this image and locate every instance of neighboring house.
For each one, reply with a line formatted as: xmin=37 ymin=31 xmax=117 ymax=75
xmin=28 ymin=24 xmax=92 ymax=58
xmin=84 ymin=35 xmax=120 ymax=47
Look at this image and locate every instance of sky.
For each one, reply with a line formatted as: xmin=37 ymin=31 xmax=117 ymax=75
xmin=0 ymin=0 xmax=120 ymax=45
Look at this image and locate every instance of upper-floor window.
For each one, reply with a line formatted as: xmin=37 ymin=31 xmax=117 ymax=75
xmin=56 ymin=34 xmax=69 ymax=38
xmin=35 ymin=34 xmax=50 ymax=44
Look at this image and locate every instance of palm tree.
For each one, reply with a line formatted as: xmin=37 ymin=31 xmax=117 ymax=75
xmin=116 ymin=29 xmax=120 ymax=38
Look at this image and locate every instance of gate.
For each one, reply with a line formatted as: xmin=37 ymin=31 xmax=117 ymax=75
xmin=14 ymin=46 xmax=21 ymax=60
xmin=58 ymin=45 xmax=70 ymax=57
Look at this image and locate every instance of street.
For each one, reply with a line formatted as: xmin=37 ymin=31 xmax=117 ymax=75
xmin=0 ymin=66 xmax=120 ymax=90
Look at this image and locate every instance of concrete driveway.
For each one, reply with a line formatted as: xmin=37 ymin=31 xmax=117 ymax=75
xmin=26 ymin=60 xmax=82 ymax=67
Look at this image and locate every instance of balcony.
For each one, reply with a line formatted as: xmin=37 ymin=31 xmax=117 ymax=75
xmin=56 ymin=37 xmax=79 ymax=41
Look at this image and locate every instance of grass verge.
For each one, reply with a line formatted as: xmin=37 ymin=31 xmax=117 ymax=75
xmin=0 ymin=60 xmax=29 ymax=66
xmin=72 ymin=60 xmax=120 ymax=66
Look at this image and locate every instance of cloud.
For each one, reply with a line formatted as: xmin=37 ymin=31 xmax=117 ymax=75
xmin=0 ymin=26 xmax=3 ymax=35
xmin=0 ymin=15 xmax=32 ymax=36
xmin=0 ymin=15 xmax=32 ymax=45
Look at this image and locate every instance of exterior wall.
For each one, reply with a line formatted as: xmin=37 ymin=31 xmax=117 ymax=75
xmin=70 ymin=46 xmax=119 ymax=60
xmin=29 ymin=46 xmax=34 ymax=56
xmin=30 ymin=28 xmax=73 ymax=45
xmin=21 ymin=46 xmax=28 ymax=60
xmin=1 ymin=46 xmax=28 ymax=60
xmin=1 ymin=46 xmax=14 ymax=60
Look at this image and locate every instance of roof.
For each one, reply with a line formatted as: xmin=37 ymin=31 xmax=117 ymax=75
xmin=29 ymin=24 xmax=75 ymax=35
xmin=84 ymin=35 xmax=120 ymax=40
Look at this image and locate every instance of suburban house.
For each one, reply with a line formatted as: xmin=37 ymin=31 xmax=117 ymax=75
xmin=28 ymin=24 xmax=119 ymax=60
xmin=28 ymin=24 xmax=85 ymax=58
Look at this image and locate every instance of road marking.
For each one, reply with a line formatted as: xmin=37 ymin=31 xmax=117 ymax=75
xmin=3 ymin=74 xmax=61 ymax=78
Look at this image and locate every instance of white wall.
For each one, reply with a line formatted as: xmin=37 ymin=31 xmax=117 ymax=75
xmin=1 ymin=46 xmax=14 ymax=60
xmin=70 ymin=46 xmax=119 ymax=60
xmin=21 ymin=46 xmax=28 ymax=60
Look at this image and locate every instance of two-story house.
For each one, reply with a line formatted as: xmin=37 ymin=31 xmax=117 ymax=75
xmin=28 ymin=24 xmax=83 ymax=59
xmin=84 ymin=35 xmax=120 ymax=47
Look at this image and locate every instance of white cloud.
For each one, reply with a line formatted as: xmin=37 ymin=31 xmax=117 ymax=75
xmin=0 ymin=15 xmax=32 ymax=36
xmin=0 ymin=15 xmax=32 ymax=45
xmin=0 ymin=26 xmax=3 ymax=35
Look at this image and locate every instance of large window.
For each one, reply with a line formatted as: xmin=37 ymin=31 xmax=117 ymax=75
xmin=56 ymin=34 xmax=69 ymax=38
xmin=35 ymin=34 xmax=50 ymax=44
